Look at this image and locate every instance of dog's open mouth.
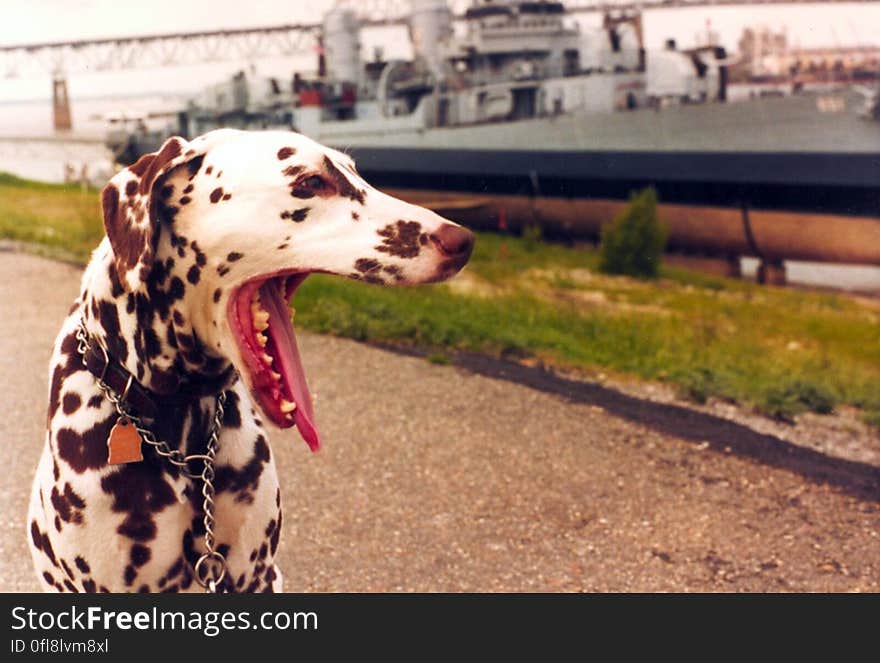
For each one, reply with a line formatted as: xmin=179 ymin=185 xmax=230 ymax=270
xmin=228 ymin=272 xmax=319 ymax=451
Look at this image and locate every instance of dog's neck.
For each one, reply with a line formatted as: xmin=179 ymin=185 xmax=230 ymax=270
xmin=80 ymin=238 xmax=235 ymax=399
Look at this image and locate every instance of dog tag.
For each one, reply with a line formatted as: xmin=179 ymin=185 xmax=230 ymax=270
xmin=107 ymin=417 xmax=144 ymax=464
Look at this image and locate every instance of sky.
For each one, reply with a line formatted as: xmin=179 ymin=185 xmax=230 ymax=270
xmin=1 ymin=1 xmax=878 ymax=101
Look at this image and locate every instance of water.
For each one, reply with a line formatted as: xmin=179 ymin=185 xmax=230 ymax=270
xmin=0 ymin=96 xmax=877 ymax=294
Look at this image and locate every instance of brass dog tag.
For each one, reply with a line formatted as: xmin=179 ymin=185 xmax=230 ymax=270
xmin=107 ymin=417 xmax=144 ymax=464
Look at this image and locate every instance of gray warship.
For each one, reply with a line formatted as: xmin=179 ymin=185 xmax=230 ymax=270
xmin=106 ymin=0 xmax=880 ymax=216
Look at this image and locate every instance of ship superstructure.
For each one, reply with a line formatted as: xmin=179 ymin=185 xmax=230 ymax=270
xmin=104 ymin=0 xmax=878 ymax=216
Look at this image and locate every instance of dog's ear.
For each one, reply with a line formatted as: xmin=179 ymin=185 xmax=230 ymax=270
xmin=100 ymin=136 xmax=207 ymax=291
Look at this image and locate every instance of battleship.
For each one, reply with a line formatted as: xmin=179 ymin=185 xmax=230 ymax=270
xmin=105 ymin=0 xmax=880 ymax=231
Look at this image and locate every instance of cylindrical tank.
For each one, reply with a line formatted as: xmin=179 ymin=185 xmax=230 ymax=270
xmin=323 ymin=7 xmax=361 ymax=84
xmin=409 ymin=0 xmax=453 ymax=74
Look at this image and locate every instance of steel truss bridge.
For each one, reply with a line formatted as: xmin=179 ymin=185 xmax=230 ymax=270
xmin=2 ymin=0 xmax=877 ymax=77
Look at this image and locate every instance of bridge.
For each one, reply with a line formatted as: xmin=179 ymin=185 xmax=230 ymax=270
xmin=2 ymin=0 xmax=877 ymax=77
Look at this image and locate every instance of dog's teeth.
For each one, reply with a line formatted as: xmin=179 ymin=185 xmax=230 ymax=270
xmin=262 ymin=352 xmax=274 ymax=365
xmin=252 ymin=310 xmax=270 ymax=331
xmin=270 ymin=370 xmax=281 ymax=381
xmin=280 ymin=399 xmax=297 ymax=413
xmin=257 ymin=334 xmax=267 ymax=347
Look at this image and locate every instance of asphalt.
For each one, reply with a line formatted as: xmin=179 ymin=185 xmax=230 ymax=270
xmin=2 ymin=249 xmax=879 ymax=592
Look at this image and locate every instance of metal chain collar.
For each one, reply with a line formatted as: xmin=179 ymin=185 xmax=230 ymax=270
xmin=76 ymin=320 xmax=229 ymax=593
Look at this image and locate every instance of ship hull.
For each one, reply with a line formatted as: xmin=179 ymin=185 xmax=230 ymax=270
xmin=307 ymin=90 xmax=880 ymax=215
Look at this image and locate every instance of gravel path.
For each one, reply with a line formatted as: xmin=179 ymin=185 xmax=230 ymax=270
xmin=2 ymin=249 xmax=878 ymax=592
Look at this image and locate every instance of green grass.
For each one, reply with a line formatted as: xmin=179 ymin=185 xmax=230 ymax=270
xmin=0 ymin=173 xmax=102 ymax=263
xmin=2 ymin=172 xmax=879 ymax=427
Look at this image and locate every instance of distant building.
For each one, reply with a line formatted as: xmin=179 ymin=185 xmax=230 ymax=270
xmin=734 ymin=26 xmax=879 ymax=82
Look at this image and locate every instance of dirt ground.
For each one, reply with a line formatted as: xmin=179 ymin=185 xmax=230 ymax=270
xmin=2 ymin=249 xmax=878 ymax=592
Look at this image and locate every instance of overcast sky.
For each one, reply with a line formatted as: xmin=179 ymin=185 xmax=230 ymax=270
xmin=1 ymin=1 xmax=878 ymax=101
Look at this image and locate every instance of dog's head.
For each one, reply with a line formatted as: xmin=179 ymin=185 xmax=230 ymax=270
xmin=101 ymin=129 xmax=473 ymax=451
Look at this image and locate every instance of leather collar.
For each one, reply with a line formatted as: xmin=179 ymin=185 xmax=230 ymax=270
xmin=83 ymin=341 xmax=159 ymax=419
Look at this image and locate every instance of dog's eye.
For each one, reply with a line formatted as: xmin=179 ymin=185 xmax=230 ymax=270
xmin=302 ymin=175 xmax=326 ymax=191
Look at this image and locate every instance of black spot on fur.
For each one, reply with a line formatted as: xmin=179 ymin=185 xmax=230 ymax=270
xmin=376 ymin=220 xmax=423 ymax=259
xmin=353 ymin=258 xmax=384 ymax=284
xmin=130 ymin=544 xmax=151 ymax=567
xmin=31 ymin=520 xmax=57 ymax=566
xmin=74 ymin=556 xmax=91 ymax=574
xmin=277 ymin=147 xmax=296 ymax=160
xmin=213 ymin=288 xmax=222 ymax=303
xmin=108 ymin=263 xmax=125 ymax=298
xmin=101 ymin=464 xmax=177 ymax=542
xmin=355 ymin=258 xmax=381 ymax=273
xmin=227 ymin=252 xmax=243 ymax=262
xmin=214 ymin=435 xmax=270 ymax=502
xmin=97 ymin=300 xmax=127 ymax=364
xmin=289 ymin=187 xmax=314 ymax=199
xmin=210 ymin=187 xmax=224 ymax=203
xmin=168 ymin=277 xmax=185 ymax=301
xmin=143 ymin=326 xmax=162 ymax=359
xmin=191 ymin=241 xmax=207 ymax=267
xmin=51 ymin=483 xmax=85 ymax=525
xmin=281 ymin=207 xmax=309 ymax=222
xmin=60 ymin=558 xmax=75 ymax=580
xmin=56 ymin=414 xmax=115 ymax=473
xmin=222 ymin=390 xmax=242 ymax=428
xmin=187 ymin=264 xmax=201 ymax=285
xmin=62 ymin=392 xmax=81 ymax=415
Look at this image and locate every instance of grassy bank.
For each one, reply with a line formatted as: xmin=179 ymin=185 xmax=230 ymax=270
xmin=0 ymin=173 xmax=101 ymax=263
xmin=2 ymin=173 xmax=878 ymax=426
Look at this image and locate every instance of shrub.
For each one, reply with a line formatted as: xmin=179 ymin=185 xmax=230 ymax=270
xmin=598 ymin=187 xmax=667 ymax=278
xmin=760 ymin=379 xmax=836 ymax=422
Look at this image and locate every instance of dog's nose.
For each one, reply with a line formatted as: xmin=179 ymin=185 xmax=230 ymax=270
xmin=430 ymin=224 xmax=474 ymax=258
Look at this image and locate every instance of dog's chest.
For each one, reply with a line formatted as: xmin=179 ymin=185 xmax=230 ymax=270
xmin=31 ymin=323 xmax=283 ymax=592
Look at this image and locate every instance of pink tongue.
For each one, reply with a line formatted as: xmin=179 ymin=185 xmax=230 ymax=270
xmin=259 ymin=280 xmax=320 ymax=451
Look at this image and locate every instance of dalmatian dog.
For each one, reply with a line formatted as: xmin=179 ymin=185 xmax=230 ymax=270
xmin=27 ymin=129 xmax=474 ymax=592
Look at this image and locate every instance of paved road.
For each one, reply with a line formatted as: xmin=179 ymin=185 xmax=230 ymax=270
xmin=2 ymin=250 xmax=879 ymax=592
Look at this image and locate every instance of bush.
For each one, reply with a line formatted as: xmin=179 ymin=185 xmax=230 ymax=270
xmin=598 ymin=187 xmax=667 ymax=279
xmin=760 ymin=379 xmax=836 ymax=422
